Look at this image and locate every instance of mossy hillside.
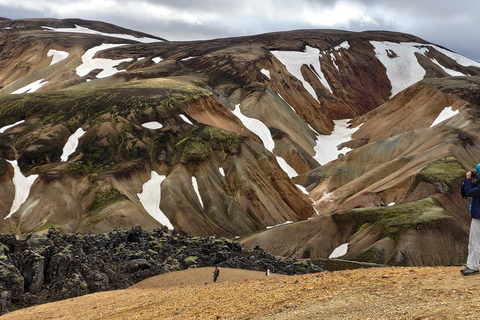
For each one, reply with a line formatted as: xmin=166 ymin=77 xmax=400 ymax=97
xmin=0 ymin=79 xmax=213 ymax=174
xmin=0 ymin=78 xmax=212 ymax=128
xmin=172 ymin=124 xmax=245 ymax=164
xmin=417 ymin=156 xmax=465 ymax=193
xmin=333 ymin=197 xmax=453 ymax=242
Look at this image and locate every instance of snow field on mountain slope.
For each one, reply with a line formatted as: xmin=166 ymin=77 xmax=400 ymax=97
xmin=47 ymin=49 xmax=70 ymax=65
xmin=11 ymin=79 xmax=47 ymax=94
xmin=137 ymin=171 xmax=173 ymax=229
xmin=61 ymin=128 xmax=86 ymax=162
xmin=76 ymin=43 xmax=132 ymax=79
xmin=430 ymin=106 xmax=459 ymax=127
xmin=313 ymin=119 xmax=360 ymax=165
xmin=4 ymin=160 xmax=38 ymax=220
xmin=371 ymin=41 xmax=480 ymax=97
xmin=271 ymin=46 xmax=332 ymax=101
xmin=41 ymin=25 xmax=161 ymax=43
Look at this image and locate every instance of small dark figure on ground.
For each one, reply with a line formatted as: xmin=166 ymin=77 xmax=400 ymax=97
xmin=461 ymin=166 xmax=480 ymax=276
xmin=213 ymin=266 xmax=220 ymax=282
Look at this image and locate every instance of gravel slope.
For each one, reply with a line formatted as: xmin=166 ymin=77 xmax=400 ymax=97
xmin=2 ymin=266 xmax=479 ymax=319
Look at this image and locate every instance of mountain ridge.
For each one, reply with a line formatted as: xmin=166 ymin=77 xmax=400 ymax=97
xmin=1 ymin=17 xmax=480 ymax=267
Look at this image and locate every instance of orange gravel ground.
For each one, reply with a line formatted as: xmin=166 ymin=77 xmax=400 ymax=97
xmin=2 ymin=266 xmax=480 ymax=319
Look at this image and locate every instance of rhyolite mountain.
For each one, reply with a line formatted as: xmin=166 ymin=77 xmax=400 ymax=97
xmin=1 ymin=17 xmax=480 ymax=266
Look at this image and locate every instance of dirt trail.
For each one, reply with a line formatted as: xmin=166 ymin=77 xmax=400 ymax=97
xmin=2 ymin=266 xmax=480 ymax=319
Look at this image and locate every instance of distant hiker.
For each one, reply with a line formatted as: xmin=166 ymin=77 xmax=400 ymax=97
xmin=461 ymin=166 xmax=480 ymax=276
xmin=266 ymin=269 xmax=270 ymax=277
xmin=213 ymin=267 xmax=220 ymax=282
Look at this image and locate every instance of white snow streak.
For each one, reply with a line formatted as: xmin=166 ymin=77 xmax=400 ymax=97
xmin=4 ymin=160 xmax=38 ymax=220
xmin=329 ymin=243 xmax=348 ymax=259
xmin=141 ymin=121 xmax=163 ymax=129
xmin=41 ymin=25 xmax=161 ymax=43
xmin=430 ymin=106 xmax=459 ymax=127
xmin=137 ymin=171 xmax=173 ymax=229
xmin=219 ymin=167 xmax=225 ymax=177
xmin=0 ymin=120 xmax=25 ymax=134
xmin=61 ymin=128 xmax=85 ymax=162
xmin=179 ymin=114 xmax=193 ymax=125
xmin=271 ymin=46 xmax=332 ymax=99
xmin=76 ymin=43 xmax=131 ymax=79
xmin=12 ymin=79 xmax=47 ymax=94
xmin=261 ymin=69 xmax=271 ymax=79
xmin=313 ymin=119 xmax=360 ymax=165
xmin=47 ymin=49 xmax=69 ymax=65
xmin=152 ymin=57 xmax=162 ymax=64
xmin=232 ymin=104 xmax=275 ymax=152
xmin=266 ymin=221 xmax=294 ymax=229
xmin=191 ymin=177 xmax=204 ymax=208
xmin=276 ymin=156 xmax=298 ymax=178
xmin=430 ymin=58 xmax=465 ymax=76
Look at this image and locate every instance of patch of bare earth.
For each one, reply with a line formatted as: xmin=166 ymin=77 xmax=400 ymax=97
xmin=3 ymin=266 xmax=480 ymax=319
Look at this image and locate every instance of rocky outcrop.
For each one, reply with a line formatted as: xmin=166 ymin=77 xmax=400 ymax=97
xmin=0 ymin=227 xmax=322 ymax=315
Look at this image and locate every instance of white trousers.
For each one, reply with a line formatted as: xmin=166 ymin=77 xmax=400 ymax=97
xmin=467 ymin=218 xmax=480 ymax=270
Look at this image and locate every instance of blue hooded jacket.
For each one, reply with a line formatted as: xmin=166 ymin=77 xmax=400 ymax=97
xmin=463 ymin=163 xmax=480 ymax=219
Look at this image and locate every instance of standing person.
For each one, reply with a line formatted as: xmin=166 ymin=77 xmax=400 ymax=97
xmin=461 ymin=165 xmax=480 ymax=275
xmin=266 ymin=269 xmax=270 ymax=277
xmin=213 ymin=266 xmax=220 ymax=282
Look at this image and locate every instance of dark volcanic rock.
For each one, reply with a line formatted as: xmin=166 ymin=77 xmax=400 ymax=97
xmin=0 ymin=226 xmax=323 ymax=315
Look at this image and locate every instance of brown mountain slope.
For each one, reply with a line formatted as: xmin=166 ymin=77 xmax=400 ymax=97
xmin=2 ymin=266 xmax=478 ymax=319
xmin=2 ymin=18 xmax=480 ymax=259
xmin=242 ymin=77 xmax=480 ymax=265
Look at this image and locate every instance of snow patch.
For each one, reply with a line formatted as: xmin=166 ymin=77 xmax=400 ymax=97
xmin=371 ymin=41 xmax=428 ymax=97
xmin=61 ymin=128 xmax=86 ymax=162
xmin=152 ymin=57 xmax=162 ymax=64
xmin=329 ymin=243 xmax=348 ymax=259
xmin=141 ymin=121 xmax=163 ymax=130
xmin=266 ymin=221 xmax=294 ymax=229
xmin=4 ymin=160 xmax=38 ymax=220
xmin=276 ymin=156 xmax=298 ymax=178
xmin=334 ymin=41 xmax=350 ymax=51
xmin=313 ymin=119 xmax=360 ymax=165
xmin=330 ymin=53 xmax=339 ymax=71
xmin=47 ymin=49 xmax=69 ymax=65
xmin=42 ymin=25 xmax=161 ymax=43
xmin=432 ymin=46 xmax=480 ymax=68
xmin=137 ymin=171 xmax=173 ymax=229
xmin=232 ymin=104 xmax=275 ymax=152
xmin=261 ymin=69 xmax=271 ymax=79
xmin=181 ymin=56 xmax=197 ymax=61
xmin=179 ymin=114 xmax=193 ymax=125
xmin=191 ymin=177 xmax=204 ymax=208
xmin=295 ymin=184 xmax=309 ymax=195
xmin=430 ymin=106 xmax=459 ymax=127
xmin=219 ymin=167 xmax=225 ymax=177
xmin=12 ymin=79 xmax=47 ymax=94
xmin=429 ymin=58 xmax=465 ymax=76
xmin=76 ymin=43 xmax=131 ymax=79
xmin=0 ymin=120 xmax=25 ymax=134
xmin=271 ymin=46 xmax=332 ymax=99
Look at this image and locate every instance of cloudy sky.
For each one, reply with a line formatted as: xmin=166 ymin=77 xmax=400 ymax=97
xmin=1 ymin=0 xmax=479 ymax=62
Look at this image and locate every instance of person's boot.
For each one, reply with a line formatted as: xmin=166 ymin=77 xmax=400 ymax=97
xmin=461 ymin=267 xmax=479 ymax=276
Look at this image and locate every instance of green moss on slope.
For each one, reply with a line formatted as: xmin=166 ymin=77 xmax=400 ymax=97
xmin=417 ymin=156 xmax=465 ymax=193
xmin=333 ymin=197 xmax=453 ymax=241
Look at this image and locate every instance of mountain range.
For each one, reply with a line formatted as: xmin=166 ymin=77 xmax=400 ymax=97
xmin=1 ymin=17 xmax=480 ymax=266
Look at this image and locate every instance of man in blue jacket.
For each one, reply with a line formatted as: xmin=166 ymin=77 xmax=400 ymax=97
xmin=461 ymin=164 xmax=480 ymax=275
